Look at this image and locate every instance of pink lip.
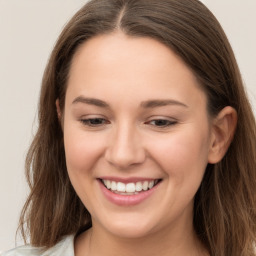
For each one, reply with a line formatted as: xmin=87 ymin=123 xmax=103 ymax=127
xmin=98 ymin=179 xmax=161 ymax=206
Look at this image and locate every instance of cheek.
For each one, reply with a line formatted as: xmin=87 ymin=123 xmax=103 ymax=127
xmin=63 ymin=127 xmax=106 ymax=212
xmin=149 ymin=127 xmax=210 ymax=181
xmin=64 ymin=126 xmax=106 ymax=176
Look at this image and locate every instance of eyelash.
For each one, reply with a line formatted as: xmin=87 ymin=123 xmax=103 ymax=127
xmin=80 ymin=118 xmax=177 ymax=128
xmin=80 ymin=118 xmax=110 ymax=127
xmin=146 ymin=119 xmax=177 ymax=127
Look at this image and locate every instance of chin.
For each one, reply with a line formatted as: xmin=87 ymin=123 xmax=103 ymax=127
xmin=99 ymin=214 xmax=158 ymax=239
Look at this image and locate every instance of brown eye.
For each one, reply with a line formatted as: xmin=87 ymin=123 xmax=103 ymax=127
xmin=147 ymin=119 xmax=177 ymax=127
xmin=80 ymin=118 xmax=109 ymax=127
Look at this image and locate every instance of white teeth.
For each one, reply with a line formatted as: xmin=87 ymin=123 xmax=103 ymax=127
xmin=106 ymin=180 xmax=111 ymax=189
xmin=117 ymin=182 xmax=126 ymax=192
xmin=111 ymin=181 xmax=117 ymax=191
xmin=126 ymin=183 xmax=136 ymax=193
xmin=149 ymin=181 xmax=154 ymax=189
xmin=135 ymin=182 xmax=142 ymax=192
xmin=142 ymin=181 xmax=149 ymax=191
xmin=102 ymin=179 xmax=159 ymax=193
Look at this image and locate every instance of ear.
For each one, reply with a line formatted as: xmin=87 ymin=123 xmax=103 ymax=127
xmin=56 ymin=99 xmax=62 ymax=121
xmin=208 ymin=106 xmax=237 ymax=164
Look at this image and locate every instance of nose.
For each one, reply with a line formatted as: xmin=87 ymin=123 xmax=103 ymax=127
xmin=105 ymin=123 xmax=146 ymax=170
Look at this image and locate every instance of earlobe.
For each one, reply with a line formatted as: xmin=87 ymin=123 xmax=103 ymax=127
xmin=208 ymin=106 xmax=237 ymax=164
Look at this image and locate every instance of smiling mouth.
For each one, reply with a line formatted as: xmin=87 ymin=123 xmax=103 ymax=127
xmin=100 ymin=179 xmax=162 ymax=195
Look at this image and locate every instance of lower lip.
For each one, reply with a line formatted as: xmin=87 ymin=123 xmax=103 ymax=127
xmin=98 ymin=180 xmax=160 ymax=206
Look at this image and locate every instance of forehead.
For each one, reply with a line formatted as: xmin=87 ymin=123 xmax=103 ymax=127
xmin=66 ymin=32 xmax=206 ymax=109
xmin=70 ymin=32 xmax=194 ymax=79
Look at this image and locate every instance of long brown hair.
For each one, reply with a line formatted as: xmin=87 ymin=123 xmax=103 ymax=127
xmin=19 ymin=0 xmax=256 ymax=255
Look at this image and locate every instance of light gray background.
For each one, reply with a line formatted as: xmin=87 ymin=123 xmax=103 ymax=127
xmin=0 ymin=0 xmax=255 ymax=252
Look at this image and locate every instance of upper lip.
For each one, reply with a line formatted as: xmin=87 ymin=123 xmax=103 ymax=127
xmin=98 ymin=176 xmax=161 ymax=184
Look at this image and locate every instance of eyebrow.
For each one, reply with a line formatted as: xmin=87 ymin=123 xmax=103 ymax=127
xmin=140 ymin=99 xmax=188 ymax=108
xmin=72 ymin=96 xmax=188 ymax=109
xmin=72 ymin=96 xmax=110 ymax=108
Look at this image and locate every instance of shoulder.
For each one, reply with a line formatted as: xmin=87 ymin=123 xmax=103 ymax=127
xmin=1 ymin=235 xmax=75 ymax=256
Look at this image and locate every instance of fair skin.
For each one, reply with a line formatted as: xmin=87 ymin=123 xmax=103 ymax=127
xmin=57 ymin=32 xmax=237 ymax=256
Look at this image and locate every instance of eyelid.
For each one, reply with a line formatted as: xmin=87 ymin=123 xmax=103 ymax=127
xmin=144 ymin=116 xmax=178 ymax=128
xmin=145 ymin=115 xmax=177 ymax=122
xmin=78 ymin=114 xmax=178 ymax=129
xmin=79 ymin=116 xmax=111 ymax=128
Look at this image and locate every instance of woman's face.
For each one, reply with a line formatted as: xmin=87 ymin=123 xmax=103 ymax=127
xmin=63 ymin=32 xmax=214 ymax=238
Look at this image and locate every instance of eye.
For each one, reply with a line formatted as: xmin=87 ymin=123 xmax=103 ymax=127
xmin=80 ymin=118 xmax=110 ymax=127
xmin=146 ymin=119 xmax=177 ymax=127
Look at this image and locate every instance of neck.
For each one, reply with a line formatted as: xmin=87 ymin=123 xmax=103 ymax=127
xmin=75 ymin=217 xmax=208 ymax=256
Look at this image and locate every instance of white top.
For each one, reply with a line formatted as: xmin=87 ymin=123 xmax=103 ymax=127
xmin=1 ymin=235 xmax=75 ymax=256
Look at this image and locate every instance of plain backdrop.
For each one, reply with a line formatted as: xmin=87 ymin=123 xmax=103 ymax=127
xmin=0 ymin=0 xmax=255 ymax=252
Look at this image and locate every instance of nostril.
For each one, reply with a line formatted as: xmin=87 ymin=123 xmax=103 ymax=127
xmin=104 ymin=129 xmax=146 ymax=169
xmin=105 ymin=144 xmax=146 ymax=169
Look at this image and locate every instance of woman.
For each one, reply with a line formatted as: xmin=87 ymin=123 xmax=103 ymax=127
xmin=3 ymin=0 xmax=256 ymax=255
